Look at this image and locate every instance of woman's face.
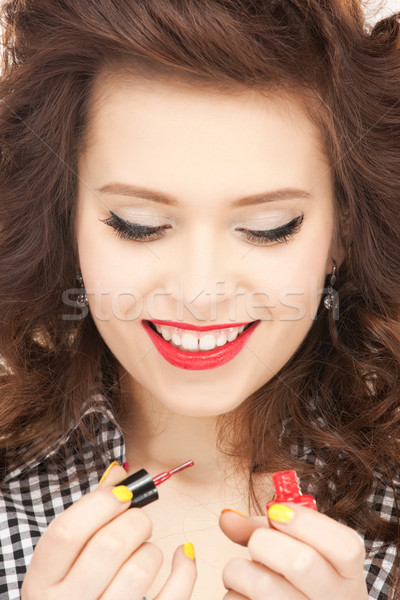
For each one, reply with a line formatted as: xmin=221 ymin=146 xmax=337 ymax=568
xmin=76 ymin=75 xmax=338 ymax=417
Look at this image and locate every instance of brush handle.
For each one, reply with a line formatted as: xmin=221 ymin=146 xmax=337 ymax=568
xmin=119 ymin=469 xmax=159 ymax=508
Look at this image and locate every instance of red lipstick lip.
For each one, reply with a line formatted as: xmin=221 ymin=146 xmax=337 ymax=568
xmin=142 ymin=319 xmax=260 ymax=370
xmin=145 ymin=319 xmax=252 ymax=332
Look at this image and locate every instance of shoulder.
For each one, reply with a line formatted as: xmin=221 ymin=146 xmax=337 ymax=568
xmin=366 ymin=469 xmax=400 ymax=521
xmin=0 ymin=466 xmax=70 ymax=597
xmin=0 ymin=397 xmax=125 ymax=596
xmin=363 ymin=470 xmax=400 ymax=600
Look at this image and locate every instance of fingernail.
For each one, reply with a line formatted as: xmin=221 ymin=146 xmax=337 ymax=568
xmin=221 ymin=508 xmax=247 ymax=517
xmin=99 ymin=461 xmax=120 ymax=485
xmin=267 ymin=503 xmax=294 ymax=523
xmin=184 ymin=542 xmax=195 ymax=560
xmin=112 ymin=485 xmax=133 ymax=503
xmin=123 ymin=461 xmax=130 ymax=471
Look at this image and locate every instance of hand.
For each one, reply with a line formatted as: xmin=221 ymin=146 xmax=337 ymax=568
xmin=219 ymin=503 xmax=368 ymax=600
xmin=22 ymin=463 xmax=197 ymax=600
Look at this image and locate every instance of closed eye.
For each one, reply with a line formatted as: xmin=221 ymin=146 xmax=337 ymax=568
xmin=99 ymin=212 xmax=171 ymax=241
xmin=236 ymin=214 xmax=304 ymax=246
xmin=99 ymin=212 xmax=304 ymax=246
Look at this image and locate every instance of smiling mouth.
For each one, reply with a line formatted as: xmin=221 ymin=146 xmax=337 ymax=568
xmin=146 ymin=320 xmax=254 ymax=352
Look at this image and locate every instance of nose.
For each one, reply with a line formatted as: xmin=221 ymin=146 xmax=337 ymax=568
xmin=168 ymin=224 xmax=239 ymax=322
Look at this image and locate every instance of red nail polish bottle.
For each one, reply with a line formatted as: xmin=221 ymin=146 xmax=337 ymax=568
xmin=266 ymin=470 xmax=317 ymax=515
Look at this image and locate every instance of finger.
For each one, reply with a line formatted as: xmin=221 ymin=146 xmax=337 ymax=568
xmin=99 ymin=542 xmax=163 ymax=600
xmin=219 ymin=510 xmax=268 ymax=546
xmin=56 ymin=507 xmax=153 ymax=599
xmin=25 ymin=485 xmax=139 ymax=588
xmin=223 ymin=557 xmax=307 ymax=600
xmin=267 ymin=503 xmax=366 ymax=579
xmin=155 ymin=543 xmax=197 ymax=600
xmin=248 ymin=526 xmax=352 ymax=599
xmin=98 ymin=462 xmax=128 ymax=487
xmin=223 ymin=592 xmax=249 ymax=600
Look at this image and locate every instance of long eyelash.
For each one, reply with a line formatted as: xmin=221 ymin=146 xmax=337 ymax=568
xmin=100 ymin=212 xmax=170 ymax=241
xmin=100 ymin=212 xmax=304 ymax=245
xmin=237 ymin=214 xmax=304 ymax=246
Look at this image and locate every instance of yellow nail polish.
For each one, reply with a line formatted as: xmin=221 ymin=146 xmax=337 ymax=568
xmin=99 ymin=461 xmax=120 ymax=485
xmin=267 ymin=503 xmax=294 ymax=523
xmin=221 ymin=508 xmax=247 ymax=517
xmin=112 ymin=485 xmax=133 ymax=503
xmin=184 ymin=542 xmax=195 ymax=560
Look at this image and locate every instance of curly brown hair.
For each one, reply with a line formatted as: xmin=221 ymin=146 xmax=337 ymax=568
xmin=1 ymin=0 xmax=400 ymax=594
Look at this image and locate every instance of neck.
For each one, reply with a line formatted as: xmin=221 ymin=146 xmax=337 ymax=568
xmin=120 ymin=375 xmax=244 ymax=490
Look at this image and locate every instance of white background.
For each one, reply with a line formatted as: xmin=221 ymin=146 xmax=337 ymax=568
xmin=365 ymin=0 xmax=400 ymax=21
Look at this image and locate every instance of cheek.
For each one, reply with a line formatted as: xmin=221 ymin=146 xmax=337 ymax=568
xmin=245 ymin=233 xmax=332 ymax=322
xmin=76 ymin=218 xmax=155 ymax=321
xmin=76 ymin=205 xmax=333 ymax=326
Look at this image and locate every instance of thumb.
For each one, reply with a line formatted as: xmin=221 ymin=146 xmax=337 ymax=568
xmin=219 ymin=509 xmax=269 ymax=546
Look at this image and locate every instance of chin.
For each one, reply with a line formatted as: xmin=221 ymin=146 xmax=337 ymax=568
xmin=158 ymin=395 xmax=241 ymax=419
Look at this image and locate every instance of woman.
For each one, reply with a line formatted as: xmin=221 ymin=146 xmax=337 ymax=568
xmin=1 ymin=1 xmax=399 ymax=598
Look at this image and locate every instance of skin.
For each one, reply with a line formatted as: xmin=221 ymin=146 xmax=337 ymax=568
xmin=76 ymin=76 xmax=336 ymax=421
xmin=22 ymin=75 xmax=368 ymax=599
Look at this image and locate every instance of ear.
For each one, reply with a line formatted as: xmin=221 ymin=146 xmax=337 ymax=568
xmin=329 ymin=208 xmax=350 ymax=272
xmin=333 ymin=243 xmax=347 ymax=271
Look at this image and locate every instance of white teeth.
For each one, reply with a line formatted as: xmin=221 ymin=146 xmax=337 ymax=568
xmin=157 ymin=325 xmax=172 ymax=340
xmin=181 ymin=333 xmax=200 ymax=351
xmin=171 ymin=332 xmax=182 ymax=346
xmin=216 ymin=333 xmax=228 ymax=346
xmin=153 ymin=323 xmax=249 ymax=351
xmin=199 ymin=334 xmax=217 ymax=351
xmin=227 ymin=328 xmax=239 ymax=342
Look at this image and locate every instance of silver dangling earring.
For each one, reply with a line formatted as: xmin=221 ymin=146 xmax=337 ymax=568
xmin=76 ymin=272 xmax=89 ymax=307
xmin=324 ymin=260 xmax=338 ymax=311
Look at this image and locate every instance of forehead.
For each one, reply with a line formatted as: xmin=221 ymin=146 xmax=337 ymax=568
xmin=84 ymin=66 xmax=326 ymax=146
xmin=79 ymin=70 xmax=331 ymax=203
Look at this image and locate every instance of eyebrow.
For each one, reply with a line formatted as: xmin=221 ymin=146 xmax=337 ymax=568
xmin=95 ymin=183 xmax=313 ymax=207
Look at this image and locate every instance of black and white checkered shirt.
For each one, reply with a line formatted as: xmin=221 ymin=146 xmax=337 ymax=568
xmin=0 ymin=397 xmax=398 ymax=599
